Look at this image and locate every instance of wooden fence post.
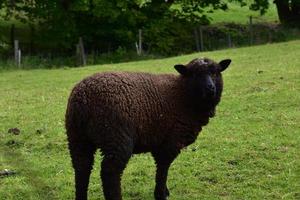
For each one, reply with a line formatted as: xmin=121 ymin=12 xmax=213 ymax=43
xmin=227 ymin=33 xmax=232 ymax=48
xmin=194 ymin=28 xmax=200 ymax=52
xmin=199 ymin=26 xmax=204 ymax=51
xmin=14 ymin=40 xmax=18 ymax=62
xmin=76 ymin=44 xmax=81 ymax=66
xmin=17 ymin=49 xmax=21 ymax=68
xmin=79 ymin=37 xmax=86 ymax=66
xmin=135 ymin=42 xmax=139 ymax=55
xmin=268 ymin=29 xmax=272 ymax=43
xmin=14 ymin=40 xmax=21 ymax=68
xmin=76 ymin=37 xmax=86 ymax=66
xmin=249 ymin=16 xmax=253 ymax=45
xmin=137 ymin=29 xmax=143 ymax=55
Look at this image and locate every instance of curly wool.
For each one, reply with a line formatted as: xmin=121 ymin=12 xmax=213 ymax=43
xmin=65 ymin=57 xmax=230 ymax=200
xmin=66 ymin=72 xmax=210 ymax=152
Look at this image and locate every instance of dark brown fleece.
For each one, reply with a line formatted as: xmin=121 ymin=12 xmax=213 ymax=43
xmin=65 ymin=58 xmax=230 ymax=200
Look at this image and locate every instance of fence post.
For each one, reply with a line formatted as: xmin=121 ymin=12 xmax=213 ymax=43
xmin=76 ymin=44 xmax=81 ymax=66
xmin=249 ymin=16 xmax=253 ymax=45
xmin=14 ymin=40 xmax=21 ymax=68
xmin=199 ymin=26 xmax=204 ymax=51
xmin=135 ymin=42 xmax=139 ymax=55
xmin=194 ymin=28 xmax=200 ymax=52
xmin=138 ymin=29 xmax=143 ymax=55
xmin=268 ymin=29 xmax=272 ymax=43
xmin=17 ymin=49 xmax=21 ymax=68
xmin=227 ymin=33 xmax=232 ymax=48
xmin=77 ymin=37 xmax=86 ymax=66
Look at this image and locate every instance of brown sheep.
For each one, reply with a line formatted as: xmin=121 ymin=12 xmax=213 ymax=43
xmin=65 ymin=57 xmax=231 ymax=200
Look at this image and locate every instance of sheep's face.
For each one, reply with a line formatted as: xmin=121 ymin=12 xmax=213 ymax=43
xmin=174 ymin=58 xmax=231 ymax=114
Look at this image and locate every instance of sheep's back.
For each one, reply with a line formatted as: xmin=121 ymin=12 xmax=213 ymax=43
xmin=70 ymin=72 xmax=178 ymax=147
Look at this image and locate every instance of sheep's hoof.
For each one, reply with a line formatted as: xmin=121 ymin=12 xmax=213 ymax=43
xmin=154 ymin=187 xmax=169 ymax=200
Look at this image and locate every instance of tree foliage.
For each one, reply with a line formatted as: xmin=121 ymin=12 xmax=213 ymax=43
xmin=0 ymin=0 xmax=298 ymax=55
xmin=0 ymin=0 xmax=230 ymax=52
xmin=239 ymin=0 xmax=299 ymax=26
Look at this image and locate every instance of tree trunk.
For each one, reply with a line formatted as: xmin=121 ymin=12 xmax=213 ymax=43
xmin=144 ymin=0 xmax=174 ymax=18
xmin=89 ymin=0 xmax=94 ymax=11
xmin=10 ymin=24 xmax=15 ymax=50
xmin=274 ymin=0 xmax=291 ymax=24
xmin=61 ymin=0 xmax=71 ymax=10
xmin=291 ymin=0 xmax=300 ymax=25
xmin=274 ymin=0 xmax=300 ymax=26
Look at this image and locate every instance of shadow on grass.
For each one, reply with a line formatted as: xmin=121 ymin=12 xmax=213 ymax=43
xmin=0 ymin=146 xmax=58 ymax=199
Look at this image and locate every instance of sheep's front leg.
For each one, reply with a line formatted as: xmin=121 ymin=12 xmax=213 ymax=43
xmin=152 ymin=147 xmax=180 ymax=200
xmin=154 ymin=162 xmax=171 ymax=200
xmin=101 ymin=134 xmax=133 ymax=200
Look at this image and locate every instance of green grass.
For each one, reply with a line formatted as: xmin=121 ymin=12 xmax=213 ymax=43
xmin=209 ymin=1 xmax=278 ymax=24
xmin=0 ymin=40 xmax=300 ymax=200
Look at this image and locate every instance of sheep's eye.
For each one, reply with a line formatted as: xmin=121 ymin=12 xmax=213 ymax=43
xmin=208 ymin=70 xmax=214 ymax=75
xmin=211 ymin=74 xmax=217 ymax=80
xmin=208 ymin=70 xmax=217 ymax=79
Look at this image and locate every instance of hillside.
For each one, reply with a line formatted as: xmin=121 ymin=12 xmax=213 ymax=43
xmin=0 ymin=40 xmax=299 ymax=199
xmin=210 ymin=1 xmax=278 ymax=24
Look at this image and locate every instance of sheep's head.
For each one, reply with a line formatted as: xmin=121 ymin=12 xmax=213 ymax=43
xmin=174 ymin=58 xmax=231 ymax=116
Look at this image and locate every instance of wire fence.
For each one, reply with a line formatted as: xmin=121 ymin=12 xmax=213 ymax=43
xmin=0 ymin=17 xmax=298 ymax=67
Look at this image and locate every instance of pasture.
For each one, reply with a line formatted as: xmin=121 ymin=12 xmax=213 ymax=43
xmin=209 ymin=1 xmax=278 ymax=24
xmin=0 ymin=40 xmax=299 ymax=199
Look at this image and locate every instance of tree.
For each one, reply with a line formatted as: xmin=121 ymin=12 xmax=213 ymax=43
xmin=274 ymin=0 xmax=300 ymax=26
xmin=1 ymin=0 xmax=298 ymax=57
xmin=246 ymin=0 xmax=300 ymax=26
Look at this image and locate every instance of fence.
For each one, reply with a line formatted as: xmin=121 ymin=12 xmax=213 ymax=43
xmin=192 ymin=19 xmax=284 ymax=52
xmin=0 ymin=17 xmax=296 ymax=67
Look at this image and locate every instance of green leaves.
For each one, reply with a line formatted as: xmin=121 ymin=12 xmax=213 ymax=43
xmin=0 ymin=0 xmax=287 ymax=55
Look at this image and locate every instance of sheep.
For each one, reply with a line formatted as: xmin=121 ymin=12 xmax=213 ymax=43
xmin=65 ymin=57 xmax=231 ymax=200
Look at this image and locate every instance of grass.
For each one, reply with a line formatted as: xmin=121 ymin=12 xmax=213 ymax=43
xmin=0 ymin=40 xmax=300 ymax=199
xmin=209 ymin=1 xmax=278 ymax=24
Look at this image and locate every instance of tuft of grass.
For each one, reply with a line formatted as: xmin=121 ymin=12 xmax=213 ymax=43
xmin=0 ymin=40 xmax=299 ymax=199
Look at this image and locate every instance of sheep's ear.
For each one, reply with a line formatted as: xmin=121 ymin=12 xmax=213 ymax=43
xmin=219 ymin=59 xmax=231 ymax=72
xmin=174 ymin=64 xmax=188 ymax=75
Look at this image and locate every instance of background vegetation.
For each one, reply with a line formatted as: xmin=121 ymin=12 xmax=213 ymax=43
xmin=0 ymin=0 xmax=299 ymax=68
xmin=0 ymin=40 xmax=299 ymax=199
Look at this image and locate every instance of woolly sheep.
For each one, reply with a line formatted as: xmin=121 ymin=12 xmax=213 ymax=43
xmin=65 ymin=57 xmax=231 ymax=200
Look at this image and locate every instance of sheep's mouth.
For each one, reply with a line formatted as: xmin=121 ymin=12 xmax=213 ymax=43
xmin=208 ymin=109 xmax=215 ymax=117
xmin=200 ymin=94 xmax=217 ymax=104
xmin=197 ymin=100 xmax=217 ymax=117
xmin=199 ymin=88 xmax=216 ymax=101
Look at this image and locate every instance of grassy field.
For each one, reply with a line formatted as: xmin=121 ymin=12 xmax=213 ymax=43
xmin=0 ymin=40 xmax=300 ymax=200
xmin=210 ymin=1 xmax=278 ymax=24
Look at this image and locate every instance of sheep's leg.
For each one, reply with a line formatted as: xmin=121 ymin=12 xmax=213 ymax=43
xmin=69 ymin=142 xmax=96 ymax=200
xmin=101 ymin=134 xmax=133 ymax=200
xmin=152 ymin=147 xmax=180 ymax=200
xmin=154 ymin=162 xmax=171 ymax=200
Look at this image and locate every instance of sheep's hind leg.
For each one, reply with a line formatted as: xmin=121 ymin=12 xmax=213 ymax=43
xmin=100 ymin=134 xmax=133 ymax=200
xmin=152 ymin=147 xmax=180 ymax=200
xmin=69 ymin=141 xmax=96 ymax=200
